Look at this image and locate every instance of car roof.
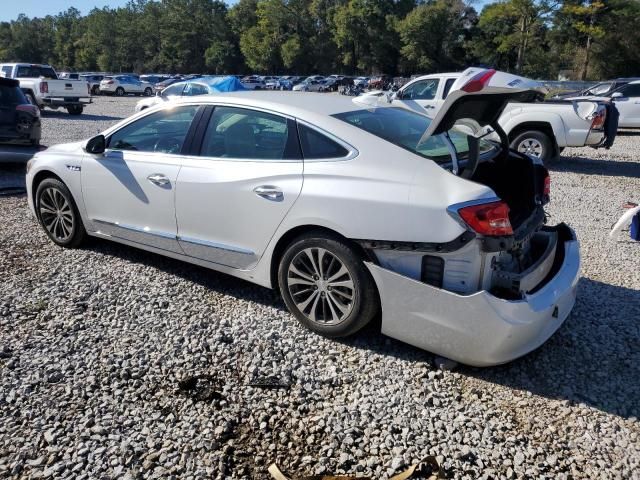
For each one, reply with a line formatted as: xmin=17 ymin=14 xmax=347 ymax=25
xmin=170 ymin=91 xmax=374 ymax=117
xmin=0 ymin=77 xmax=19 ymax=87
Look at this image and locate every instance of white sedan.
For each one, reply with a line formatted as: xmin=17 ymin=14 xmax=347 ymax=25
xmin=25 ymin=71 xmax=580 ymax=366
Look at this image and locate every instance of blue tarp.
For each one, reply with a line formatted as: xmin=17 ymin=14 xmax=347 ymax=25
xmin=204 ymin=76 xmax=247 ymax=92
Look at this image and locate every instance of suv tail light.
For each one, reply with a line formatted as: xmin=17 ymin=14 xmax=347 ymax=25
xmin=461 ymin=69 xmax=496 ymax=93
xmin=543 ymin=174 xmax=551 ymax=197
xmin=457 ymin=201 xmax=513 ymax=236
xmin=16 ymin=104 xmax=40 ymax=117
xmin=39 ymin=81 xmax=48 ymax=94
xmin=590 ymin=108 xmax=606 ymax=130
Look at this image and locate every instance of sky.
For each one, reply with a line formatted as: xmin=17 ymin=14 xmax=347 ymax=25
xmin=0 ymin=0 xmax=238 ymax=21
xmin=0 ymin=0 xmax=489 ymax=22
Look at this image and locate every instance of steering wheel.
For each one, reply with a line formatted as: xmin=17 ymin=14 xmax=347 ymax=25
xmin=153 ymin=137 xmax=181 ymax=154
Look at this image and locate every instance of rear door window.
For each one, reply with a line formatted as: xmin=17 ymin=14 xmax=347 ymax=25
xmin=1 ymin=66 xmax=12 ymax=77
xmin=402 ymin=79 xmax=440 ymax=100
xmin=200 ymin=106 xmax=299 ymax=160
xmin=617 ymin=84 xmax=640 ymax=98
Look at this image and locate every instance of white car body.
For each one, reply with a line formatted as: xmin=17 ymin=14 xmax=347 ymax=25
xmin=99 ymin=75 xmax=153 ymax=96
xmin=25 ymin=73 xmax=580 ymax=366
xmin=0 ymin=63 xmax=91 ymax=113
xmin=566 ymin=80 xmax=640 ymax=128
xmin=240 ymin=78 xmax=266 ymax=90
xmin=394 ymin=70 xmax=610 ymax=159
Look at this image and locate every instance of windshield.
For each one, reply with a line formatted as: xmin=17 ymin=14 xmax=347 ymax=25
xmin=333 ymin=107 xmax=496 ymax=162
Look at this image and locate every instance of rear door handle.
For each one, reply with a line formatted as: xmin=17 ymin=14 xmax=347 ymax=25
xmin=147 ymin=173 xmax=170 ymax=186
xmin=254 ymin=185 xmax=283 ymax=201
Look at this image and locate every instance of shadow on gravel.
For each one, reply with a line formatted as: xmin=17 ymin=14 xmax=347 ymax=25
xmin=551 ymin=156 xmax=640 ymax=178
xmin=41 ymin=111 xmax=123 ymax=122
xmin=463 ymin=278 xmax=640 ymax=420
xmin=616 ymin=129 xmax=640 ymax=136
xmin=84 ymin=239 xmax=640 ymax=419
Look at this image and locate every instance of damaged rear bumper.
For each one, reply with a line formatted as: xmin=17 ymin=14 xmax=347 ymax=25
xmin=366 ymin=225 xmax=580 ymax=367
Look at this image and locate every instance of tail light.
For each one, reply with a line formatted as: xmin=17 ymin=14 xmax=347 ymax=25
xmin=461 ymin=69 xmax=496 ymax=93
xmin=16 ymin=104 xmax=40 ymax=117
xmin=457 ymin=201 xmax=513 ymax=236
xmin=543 ymin=174 xmax=551 ymax=197
xmin=40 ymin=81 xmax=48 ymax=94
xmin=590 ymin=108 xmax=606 ymax=130
xmin=106 ymin=80 xmax=114 ymax=85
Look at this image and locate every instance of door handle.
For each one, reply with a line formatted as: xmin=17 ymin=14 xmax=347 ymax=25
xmin=147 ymin=173 xmax=170 ymax=186
xmin=254 ymin=185 xmax=283 ymax=201
xmin=424 ymin=105 xmax=435 ymax=109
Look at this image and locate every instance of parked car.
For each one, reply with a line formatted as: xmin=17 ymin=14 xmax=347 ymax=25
xmin=551 ymin=77 xmax=640 ymax=99
xmin=392 ymin=69 xmax=614 ymax=162
xmin=139 ymin=74 xmax=172 ymax=85
xmin=318 ymin=78 xmax=339 ymax=92
xmin=565 ymin=80 xmax=640 ymax=128
xmin=293 ymin=79 xmax=326 ymax=92
xmin=0 ymin=77 xmax=41 ymax=145
xmin=80 ymin=74 xmax=106 ymax=95
xmin=26 ymin=75 xmax=580 ymax=366
xmin=0 ymin=63 xmax=91 ymax=115
xmin=353 ymin=76 xmax=369 ymax=88
xmin=241 ymin=76 xmax=266 ymax=90
xmin=153 ymin=76 xmax=184 ymax=94
xmin=99 ymin=75 xmax=153 ymax=96
xmin=135 ymin=76 xmax=247 ymax=112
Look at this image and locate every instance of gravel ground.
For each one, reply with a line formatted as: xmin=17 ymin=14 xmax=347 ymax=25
xmin=0 ymin=97 xmax=639 ymax=479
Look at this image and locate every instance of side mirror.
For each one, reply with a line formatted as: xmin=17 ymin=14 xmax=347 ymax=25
xmin=395 ymin=91 xmax=402 ymax=100
xmin=611 ymin=92 xmax=624 ymax=99
xmin=85 ymin=134 xmax=105 ymax=154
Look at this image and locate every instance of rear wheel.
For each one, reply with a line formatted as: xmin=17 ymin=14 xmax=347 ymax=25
xmin=66 ymin=105 xmax=83 ymax=115
xmin=91 ymin=85 xmax=100 ymax=95
xmin=115 ymin=87 xmax=125 ymax=96
xmin=35 ymin=178 xmax=87 ymax=248
xmin=144 ymin=87 xmax=153 ymax=96
xmin=278 ymin=232 xmax=379 ymax=338
xmin=510 ymin=130 xmax=553 ymax=163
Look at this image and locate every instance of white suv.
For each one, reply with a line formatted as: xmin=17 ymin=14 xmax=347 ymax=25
xmin=99 ymin=75 xmax=153 ymax=96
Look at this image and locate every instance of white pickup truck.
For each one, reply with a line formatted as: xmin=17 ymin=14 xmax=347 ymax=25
xmin=391 ymin=69 xmax=614 ymax=162
xmin=0 ymin=63 xmax=92 ymax=115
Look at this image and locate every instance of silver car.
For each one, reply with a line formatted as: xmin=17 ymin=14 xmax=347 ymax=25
xmin=25 ymin=71 xmax=580 ymax=366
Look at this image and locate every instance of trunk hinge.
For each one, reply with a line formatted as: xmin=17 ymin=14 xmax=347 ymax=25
xmin=443 ymin=132 xmax=459 ymax=175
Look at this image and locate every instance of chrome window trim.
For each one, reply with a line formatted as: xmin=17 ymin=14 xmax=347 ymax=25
xmin=295 ymin=119 xmax=359 ymax=162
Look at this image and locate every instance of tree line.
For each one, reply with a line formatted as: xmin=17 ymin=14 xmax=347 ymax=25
xmin=0 ymin=0 xmax=638 ymax=80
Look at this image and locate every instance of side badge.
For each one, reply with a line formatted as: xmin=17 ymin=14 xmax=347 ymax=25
xmin=66 ymin=165 xmax=81 ymax=172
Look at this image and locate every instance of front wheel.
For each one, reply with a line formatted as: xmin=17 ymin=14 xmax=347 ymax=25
xmin=35 ymin=178 xmax=87 ymax=248
xmin=278 ymin=232 xmax=379 ymax=338
xmin=144 ymin=87 xmax=153 ymax=96
xmin=510 ymin=130 xmax=554 ymax=163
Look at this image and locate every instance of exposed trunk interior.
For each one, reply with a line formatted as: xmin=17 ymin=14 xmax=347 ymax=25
xmin=470 ymin=153 xmax=547 ymax=230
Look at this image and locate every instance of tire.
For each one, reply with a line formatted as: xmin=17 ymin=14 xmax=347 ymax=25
xmin=510 ymin=130 xmax=554 ymax=163
xmin=35 ymin=178 xmax=87 ymax=248
xmin=91 ymin=85 xmax=100 ymax=95
xmin=115 ymin=87 xmax=125 ymax=96
xmin=66 ymin=105 xmax=83 ymax=115
xmin=278 ymin=231 xmax=379 ymax=338
xmin=144 ymin=87 xmax=153 ymax=96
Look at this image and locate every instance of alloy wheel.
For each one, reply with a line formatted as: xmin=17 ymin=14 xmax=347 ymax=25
xmin=517 ymin=138 xmax=543 ymax=157
xmin=39 ymin=187 xmax=74 ymax=242
xmin=287 ymin=247 xmax=355 ymax=325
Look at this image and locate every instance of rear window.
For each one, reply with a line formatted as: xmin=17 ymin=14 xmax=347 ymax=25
xmin=333 ymin=107 xmax=495 ymax=162
xmin=15 ymin=66 xmax=57 ymax=79
xmin=0 ymin=84 xmax=27 ymax=105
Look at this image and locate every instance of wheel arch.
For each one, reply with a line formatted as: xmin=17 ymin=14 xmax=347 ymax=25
xmin=31 ymin=170 xmax=64 ymax=208
xmin=269 ymin=224 xmax=375 ymax=294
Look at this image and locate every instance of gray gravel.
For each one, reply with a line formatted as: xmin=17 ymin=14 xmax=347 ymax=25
xmin=0 ymin=97 xmax=639 ymax=479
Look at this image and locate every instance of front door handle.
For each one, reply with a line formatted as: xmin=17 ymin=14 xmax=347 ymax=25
xmin=254 ymin=185 xmax=283 ymax=201
xmin=147 ymin=173 xmax=170 ymax=186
